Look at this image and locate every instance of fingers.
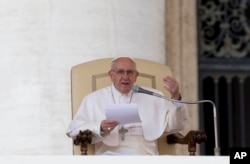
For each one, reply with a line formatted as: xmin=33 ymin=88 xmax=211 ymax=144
xmin=101 ymin=120 xmax=119 ymax=133
xmin=163 ymin=76 xmax=180 ymax=99
xmin=163 ymin=76 xmax=178 ymax=87
xmin=163 ymin=76 xmax=178 ymax=91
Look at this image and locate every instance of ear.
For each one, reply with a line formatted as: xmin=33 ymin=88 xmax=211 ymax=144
xmin=134 ymin=71 xmax=139 ymax=82
xmin=136 ymin=71 xmax=139 ymax=76
xmin=108 ymin=70 xmax=113 ymax=79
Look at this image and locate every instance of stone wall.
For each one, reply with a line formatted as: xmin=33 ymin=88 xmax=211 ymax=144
xmin=0 ymin=0 xmax=167 ymax=155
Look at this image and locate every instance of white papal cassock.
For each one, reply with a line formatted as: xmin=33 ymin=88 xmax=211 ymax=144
xmin=66 ymin=83 xmax=188 ymax=155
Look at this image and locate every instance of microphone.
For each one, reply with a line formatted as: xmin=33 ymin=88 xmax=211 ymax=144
xmin=132 ymin=85 xmax=220 ymax=156
xmin=132 ymin=85 xmax=165 ymax=98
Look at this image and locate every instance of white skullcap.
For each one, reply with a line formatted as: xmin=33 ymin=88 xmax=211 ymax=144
xmin=110 ymin=56 xmax=137 ymax=69
xmin=111 ymin=56 xmax=136 ymax=63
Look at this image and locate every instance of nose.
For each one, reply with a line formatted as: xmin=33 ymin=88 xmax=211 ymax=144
xmin=121 ymin=72 xmax=129 ymax=78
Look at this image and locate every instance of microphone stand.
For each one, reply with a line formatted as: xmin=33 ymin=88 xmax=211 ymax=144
xmin=152 ymin=92 xmax=221 ymax=156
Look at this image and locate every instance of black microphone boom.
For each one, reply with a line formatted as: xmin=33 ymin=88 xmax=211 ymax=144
xmin=132 ymin=85 xmax=220 ymax=156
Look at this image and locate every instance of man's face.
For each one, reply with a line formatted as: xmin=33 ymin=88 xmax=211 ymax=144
xmin=108 ymin=58 xmax=138 ymax=94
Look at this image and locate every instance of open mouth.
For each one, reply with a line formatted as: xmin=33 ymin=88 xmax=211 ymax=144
xmin=121 ymin=82 xmax=130 ymax=86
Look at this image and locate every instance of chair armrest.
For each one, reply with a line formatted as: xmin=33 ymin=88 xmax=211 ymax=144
xmin=73 ymin=130 xmax=92 ymax=155
xmin=167 ymin=130 xmax=207 ymax=155
xmin=73 ymin=130 xmax=207 ymax=155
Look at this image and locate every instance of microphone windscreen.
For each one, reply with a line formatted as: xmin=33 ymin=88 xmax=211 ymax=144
xmin=132 ymin=85 xmax=154 ymax=95
xmin=132 ymin=85 xmax=140 ymax=93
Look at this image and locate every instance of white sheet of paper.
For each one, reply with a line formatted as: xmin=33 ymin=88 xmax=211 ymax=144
xmin=105 ymin=103 xmax=141 ymax=125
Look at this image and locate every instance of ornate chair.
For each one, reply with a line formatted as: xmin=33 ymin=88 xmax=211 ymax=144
xmin=70 ymin=58 xmax=207 ymax=155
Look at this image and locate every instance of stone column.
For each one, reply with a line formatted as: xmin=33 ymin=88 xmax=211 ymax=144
xmin=165 ymin=0 xmax=199 ymax=154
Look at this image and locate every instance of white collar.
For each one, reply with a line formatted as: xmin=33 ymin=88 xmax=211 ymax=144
xmin=111 ymin=83 xmax=133 ymax=104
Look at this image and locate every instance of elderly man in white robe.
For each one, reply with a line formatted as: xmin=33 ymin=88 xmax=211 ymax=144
xmin=66 ymin=56 xmax=188 ymax=155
